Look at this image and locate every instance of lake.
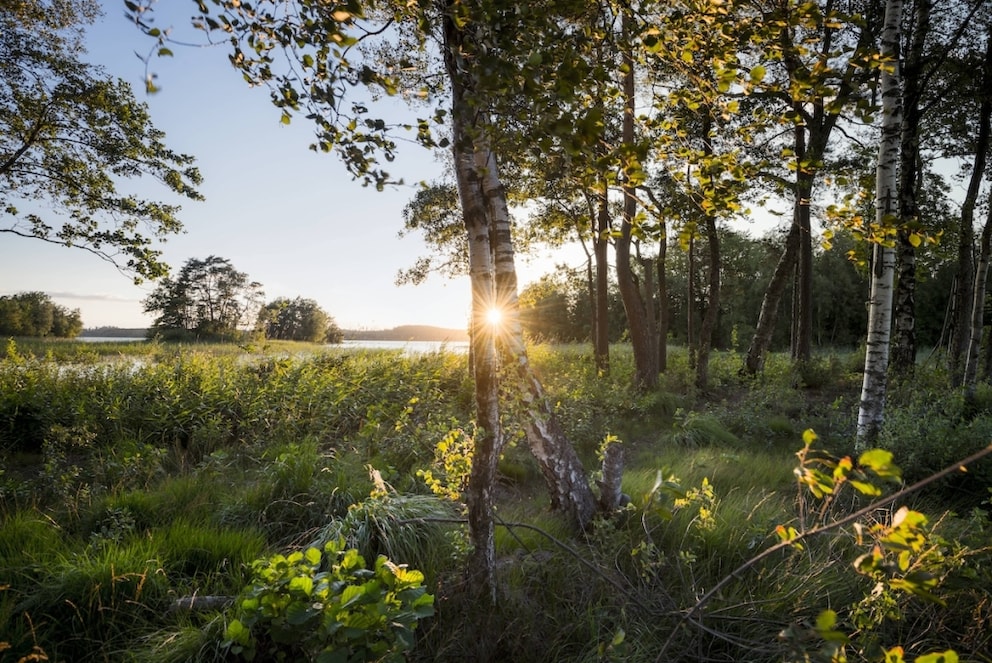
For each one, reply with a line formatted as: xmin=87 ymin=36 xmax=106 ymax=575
xmin=76 ymin=337 xmax=469 ymax=355
xmin=338 ymin=339 xmax=469 ymax=354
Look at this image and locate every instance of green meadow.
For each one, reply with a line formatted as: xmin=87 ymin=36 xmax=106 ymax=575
xmin=1 ymin=338 xmax=990 ymax=662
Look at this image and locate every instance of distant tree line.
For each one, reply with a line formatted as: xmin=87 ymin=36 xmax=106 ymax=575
xmin=518 ymin=227 xmax=954 ymax=353
xmin=143 ymin=256 xmax=342 ymax=343
xmin=0 ymin=292 xmax=82 ymax=338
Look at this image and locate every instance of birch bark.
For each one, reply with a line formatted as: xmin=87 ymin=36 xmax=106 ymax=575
xmin=856 ymin=0 xmax=903 ymax=449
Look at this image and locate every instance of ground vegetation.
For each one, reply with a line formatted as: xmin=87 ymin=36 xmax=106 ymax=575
xmin=0 ymin=341 xmax=989 ymax=662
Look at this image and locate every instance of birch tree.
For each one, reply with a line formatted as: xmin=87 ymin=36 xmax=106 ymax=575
xmin=857 ymin=0 xmax=903 ymax=449
xmin=129 ymin=0 xmax=603 ymax=598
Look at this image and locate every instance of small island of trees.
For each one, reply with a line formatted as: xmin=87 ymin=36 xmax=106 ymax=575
xmin=142 ymin=255 xmax=343 ymax=343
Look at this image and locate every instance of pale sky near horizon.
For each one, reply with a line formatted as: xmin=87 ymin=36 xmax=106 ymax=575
xmin=0 ymin=2 xmax=579 ymax=331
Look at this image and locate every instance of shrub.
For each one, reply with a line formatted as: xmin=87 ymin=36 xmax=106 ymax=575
xmin=224 ymin=538 xmax=435 ymax=662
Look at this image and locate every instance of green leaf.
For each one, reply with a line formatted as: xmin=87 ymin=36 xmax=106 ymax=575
xmin=849 ymin=480 xmax=882 ymax=496
xmin=916 ymin=652 xmax=959 ymax=663
xmin=859 ymin=449 xmax=901 ymax=479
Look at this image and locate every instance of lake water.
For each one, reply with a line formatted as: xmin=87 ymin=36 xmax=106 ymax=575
xmin=338 ymin=339 xmax=469 ymax=354
xmin=76 ymin=337 xmax=469 ymax=354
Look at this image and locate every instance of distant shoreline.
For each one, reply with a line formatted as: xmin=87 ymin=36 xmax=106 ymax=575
xmin=341 ymin=325 xmax=469 ymax=343
xmin=79 ymin=324 xmax=469 ymax=343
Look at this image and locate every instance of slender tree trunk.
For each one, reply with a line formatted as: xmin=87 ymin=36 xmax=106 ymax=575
xmin=963 ymin=31 xmax=992 ymax=390
xmin=687 ymin=233 xmax=697 ymax=370
xmin=657 ymin=228 xmax=669 ymax=373
xmin=742 ymin=223 xmax=800 ymax=375
xmin=594 ymin=188 xmax=611 ymax=373
xmin=794 ymin=116 xmax=814 ymax=365
xmin=616 ymin=16 xmax=658 ymax=389
xmin=696 ymin=213 xmax=721 ymax=390
xmin=443 ymin=11 xmax=502 ymax=601
xmin=695 ymin=114 xmax=721 ymax=390
xmin=952 ymin=22 xmax=992 ymax=386
xmin=965 ymin=201 xmax=992 ymax=392
xmin=890 ymin=0 xmax=931 ymax=376
xmin=857 ymin=0 xmax=902 ymax=449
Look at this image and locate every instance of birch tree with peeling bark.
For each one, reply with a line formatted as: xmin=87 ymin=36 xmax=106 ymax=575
xmin=129 ymin=0 xmax=608 ymax=600
xmin=857 ymin=0 xmax=903 ymax=449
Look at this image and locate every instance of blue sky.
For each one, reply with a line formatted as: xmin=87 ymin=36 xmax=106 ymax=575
xmin=0 ymin=3 xmax=565 ymax=331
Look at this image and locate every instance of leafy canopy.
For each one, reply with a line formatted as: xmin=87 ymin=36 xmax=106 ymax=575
xmin=1 ymin=1 xmax=202 ymax=282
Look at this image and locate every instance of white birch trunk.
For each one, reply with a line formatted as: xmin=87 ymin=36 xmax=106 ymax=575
xmin=442 ymin=8 xmax=502 ymax=602
xmin=477 ymin=144 xmax=598 ymax=529
xmin=856 ymin=0 xmax=903 ymax=449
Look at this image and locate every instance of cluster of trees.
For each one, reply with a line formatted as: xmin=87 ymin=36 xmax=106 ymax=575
xmin=125 ymin=0 xmax=991 ymax=593
xmin=517 ymin=228 xmax=956 ymax=353
xmin=0 ymin=292 xmax=82 ymax=338
xmin=143 ymin=256 xmax=342 ymax=343
xmin=258 ymin=297 xmax=344 ymax=344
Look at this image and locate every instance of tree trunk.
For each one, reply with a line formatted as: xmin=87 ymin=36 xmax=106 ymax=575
xmin=695 ymin=212 xmax=721 ymax=390
xmin=594 ymin=189 xmax=611 ymax=373
xmin=479 ymin=135 xmax=598 ymax=531
xmin=857 ymin=0 xmax=902 ymax=449
xmin=657 ymin=228 xmax=669 ymax=373
xmin=695 ymin=114 xmax=721 ymax=390
xmin=616 ymin=17 xmax=658 ymax=389
xmin=794 ymin=117 xmax=814 ymax=365
xmin=687 ymin=233 xmax=697 ymax=370
xmin=889 ymin=0 xmax=931 ymax=376
xmin=951 ymin=20 xmax=992 ymax=387
xmin=444 ymin=7 xmax=502 ymax=602
xmin=965 ymin=201 xmax=992 ymax=393
xmin=742 ymin=223 xmax=800 ymax=375
xmin=962 ymin=30 xmax=992 ymax=390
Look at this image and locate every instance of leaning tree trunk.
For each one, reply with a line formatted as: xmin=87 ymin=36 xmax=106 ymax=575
xmin=857 ymin=0 xmax=902 ymax=450
xmin=742 ymin=223 xmax=800 ymax=375
xmin=479 ymin=144 xmax=599 ymax=530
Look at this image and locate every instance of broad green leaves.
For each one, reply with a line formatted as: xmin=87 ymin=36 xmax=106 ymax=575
xmin=223 ymin=537 xmax=435 ymax=661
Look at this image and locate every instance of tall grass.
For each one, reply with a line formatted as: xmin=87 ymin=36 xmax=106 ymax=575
xmin=1 ymin=341 xmax=989 ymax=661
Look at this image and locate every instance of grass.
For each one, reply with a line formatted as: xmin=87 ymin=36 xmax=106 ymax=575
xmin=1 ymin=340 xmax=990 ymax=662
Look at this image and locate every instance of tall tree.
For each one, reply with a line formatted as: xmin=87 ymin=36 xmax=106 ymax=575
xmin=1 ymin=1 xmax=201 ymax=282
xmin=857 ymin=0 xmax=903 ymax=448
xmin=616 ymin=10 xmax=659 ymax=390
xmin=887 ymin=0 xmax=990 ymax=377
xmin=144 ymin=256 xmax=264 ymax=339
xmin=130 ymin=0 xmax=605 ymax=597
xmin=741 ymin=0 xmax=882 ymax=374
xmin=961 ymin=21 xmax=992 ymax=389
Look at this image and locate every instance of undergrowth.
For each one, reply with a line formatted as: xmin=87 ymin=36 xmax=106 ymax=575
xmin=0 ymin=341 xmax=989 ymax=662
